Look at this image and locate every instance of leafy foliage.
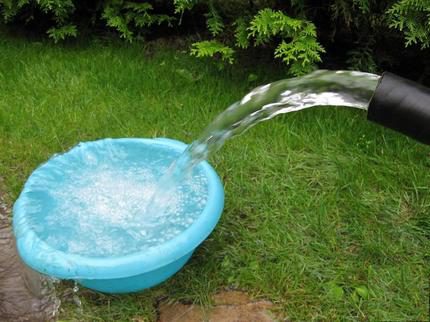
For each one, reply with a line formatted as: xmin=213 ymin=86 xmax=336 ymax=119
xmin=0 ymin=0 xmax=429 ymax=77
xmin=190 ymin=40 xmax=235 ymax=64
xmin=173 ymin=0 xmax=196 ymax=14
xmin=387 ymin=0 xmax=430 ymax=49
xmin=249 ymin=9 xmax=325 ymax=75
xmin=205 ymin=7 xmax=224 ymax=37
xmin=346 ymin=47 xmax=378 ymax=73
xmin=38 ymin=0 xmax=75 ymax=23
xmin=102 ymin=1 xmax=175 ymax=41
xmin=233 ymin=17 xmax=249 ymax=49
xmin=47 ymin=24 xmax=78 ymax=43
xmin=0 ymin=0 xmax=75 ymax=23
xmin=189 ymin=7 xmax=324 ymax=75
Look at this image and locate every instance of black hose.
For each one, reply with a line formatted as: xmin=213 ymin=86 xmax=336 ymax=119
xmin=367 ymin=72 xmax=430 ymax=145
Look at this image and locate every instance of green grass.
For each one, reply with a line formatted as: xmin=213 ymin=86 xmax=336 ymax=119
xmin=1 ymin=33 xmax=429 ymax=321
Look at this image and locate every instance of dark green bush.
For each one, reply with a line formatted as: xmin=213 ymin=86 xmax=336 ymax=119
xmin=1 ymin=0 xmax=429 ymax=79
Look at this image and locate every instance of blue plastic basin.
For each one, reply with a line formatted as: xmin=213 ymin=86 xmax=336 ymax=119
xmin=13 ymin=138 xmax=224 ymax=293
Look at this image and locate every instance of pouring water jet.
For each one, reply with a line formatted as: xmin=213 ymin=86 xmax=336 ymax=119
xmin=7 ymin=70 xmax=429 ymax=309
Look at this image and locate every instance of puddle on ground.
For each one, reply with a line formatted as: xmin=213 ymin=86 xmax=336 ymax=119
xmin=157 ymin=290 xmax=277 ymax=322
xmin=0 ymin=182 xmax=59 ymax=322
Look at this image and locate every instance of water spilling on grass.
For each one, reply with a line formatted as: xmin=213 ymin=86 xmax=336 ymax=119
xmin=1 ymin=198 xmax=60 ymax=321
xmin=148 ymin=70 xmax=380 ymax=213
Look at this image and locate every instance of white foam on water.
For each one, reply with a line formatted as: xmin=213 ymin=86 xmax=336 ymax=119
xmin=32 ymin=154 xmax=208 ymax=257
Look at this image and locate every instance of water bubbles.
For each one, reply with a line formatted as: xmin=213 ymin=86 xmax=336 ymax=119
xmin=30 ymin=149 xmax=209 ymax=258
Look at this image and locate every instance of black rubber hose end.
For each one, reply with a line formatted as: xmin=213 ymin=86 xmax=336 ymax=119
xmin=367 ymin=72 xmax=430 ymax=145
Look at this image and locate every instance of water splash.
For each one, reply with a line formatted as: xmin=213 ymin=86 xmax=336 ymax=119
xmin=72 ymin=281 xmax=82 ymax=314
xmin=0 ymin=199 xmax=60 ymax=321
xmin=23 ymin=143 xmax=209 ymax=257
xmin=148 ymin=70 xmax=380 ymax=213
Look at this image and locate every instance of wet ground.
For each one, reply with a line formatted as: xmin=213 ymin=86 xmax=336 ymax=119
xmin=0 ymin=180 xmax=59 ymax=322
xmin=158 ymin=290 xmax=277 ymax=322
xmin=1 ymin=179 xmax=277 ymax=322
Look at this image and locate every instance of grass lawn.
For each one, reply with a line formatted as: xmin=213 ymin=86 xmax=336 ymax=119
xmin=1 ymin=32 xmax=429 ymax=321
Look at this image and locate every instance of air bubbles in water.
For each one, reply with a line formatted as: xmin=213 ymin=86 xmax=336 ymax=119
xmin=30 ymin=155 xmax=209 ymax=257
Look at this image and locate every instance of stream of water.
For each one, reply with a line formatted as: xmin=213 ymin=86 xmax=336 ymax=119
xmin=6 ymin=69 xmax=381 ymax=320
xmin=148 ymin=70 xmax=380 ymax=214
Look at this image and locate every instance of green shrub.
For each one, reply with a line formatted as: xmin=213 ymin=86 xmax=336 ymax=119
xmin=387 ymin=0 xmax=430 ymax=49
xmin=102 ymin=1 xmax=175 ymax=41
xmin=189 ymin=7 xmax=324 ymax=75
xmin=0 ymin=0 xmax=429 ymax=78
xmin=321 ymin=0 xmax=430 ymax=72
